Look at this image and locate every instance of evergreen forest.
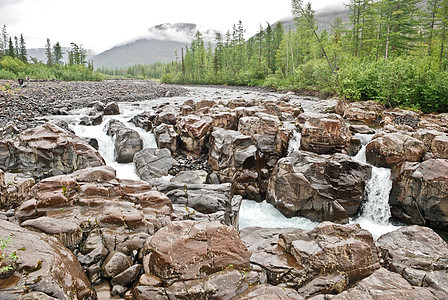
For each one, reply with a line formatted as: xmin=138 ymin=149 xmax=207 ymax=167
xmin=0 ymin=25 xmax=102 ymax=81
xmin=161 ymin=0 xmax=448 ymax=113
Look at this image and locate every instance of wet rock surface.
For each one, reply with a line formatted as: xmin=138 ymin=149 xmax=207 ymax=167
xmin=0 ymin=219 xmax=96 ymax=299
xmin=390 ymin=159 xmax=448 ymax=229
xmin=377 ymin=226 xmax=448 ymax=296
xmin=267 ymin=151 xmax=372 ymax=223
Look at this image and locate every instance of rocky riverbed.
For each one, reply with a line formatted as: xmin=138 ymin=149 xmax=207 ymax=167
xmin=1 ymin=80 xmax=448 ymax=299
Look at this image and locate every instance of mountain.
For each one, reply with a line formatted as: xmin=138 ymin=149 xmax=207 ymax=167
xmin=92 ymin=23 xmax=219 ymax=69
xmin=275 ymin=6 xmax=349 ymax=33
xmin=27 ymin=47 xmax=95 ymax=64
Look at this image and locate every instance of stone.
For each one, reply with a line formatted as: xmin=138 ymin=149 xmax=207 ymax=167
xmin=101 ymin=251 xmax=132 ymax=278
xmin=155 ymin=181 xmax=241 ymax=227
xmin=176 ymin=114 xmax=213 ymax=154
xmin=333 ymin=267 xmax=445 ymax=299
xmin=21 ymin=216 xmax=82 ymax=248
xmin=389 ymin=159 xmax=448 ymax=229
xmin=104 ymin=102 xmax=120 ymax=115
xmin=142 ymin=220 xmax=250 ymax=281
xmin=0 ymin=123 xmax=105 ymax=179
xmin=431 ymin=134 xmax=448 ymax=159
xmin=349 ymin=124 xmax=376 ymax=134
xmin=154 ymin=105 xmax=179 ymax=126
xmin=279 ymin=222 xmax=380 ymax=285
xmin=240 ymin=227 xmax=308 ymax=287
xmin=1 ymin=172 xmax=35 ymax=209
xmin=267 ymin=151 xmax=371 ymax=223
xmin=382 ymin=108 xmax=421 ymax=128
xmin=130 ymin=111 xmax=154 ymax=131
xmin=111 ymin=264 xmax=141 ymax=286
xmin=114 ymin=128 xmax=143 ymax=163
xmin=134 ymin=148 xmax=178 ymax=180
xmin=366 ymin=132 xmax=426 ymax=167
xmin=0 ymin=220 xmax=96 ymax=299
xmin=154 ymin=124 xmax=179 ymax=153
xmin=233 ymin=284 xmax=304 ymax=300
xmin=377 ymin=225 xmax=448 ymax=292
xmin=300 ymin=114 xmax=353 ymax=154
xmin=170 ymin=170 xmax=208 ymax=184
xmin=139 ymin=274 xmax=162 ymax=287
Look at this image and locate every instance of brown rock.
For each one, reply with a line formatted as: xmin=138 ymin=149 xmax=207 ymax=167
xmin=233 ymin=284 xmax=304 ymax=300
xmin=390 ymin=159 xmax=448 ymax=229
xmin=0 ymin=123 xmax=105 ymax=178
xmin=267 ymin=151 xmax=371 ymax=223
xmin=333 ymin=268 xmax=444 ymax=300
xmin=300 ymin=114 xmax=353 ymax=154
xmin=366 ymin=132 xmax=425 ymax=167
xmin=0 ymin=220 xmax=96 ymax=299
xmin=143 ymin=220 xmax=250 ymax=281
xmin=377 ymin=225 xmax=448 ymax=292
xmin=101 ymin=251 xmax=132 ymax=278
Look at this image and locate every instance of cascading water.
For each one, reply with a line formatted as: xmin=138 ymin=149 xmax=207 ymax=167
xmin=70 ymin=105 xmax=158 ymax=181
xmin=351 ymin=133 xmax=399 ymax=238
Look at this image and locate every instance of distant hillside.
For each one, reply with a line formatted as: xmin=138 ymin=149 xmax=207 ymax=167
xmin=93 ymin=39 xmax=185 ymax=69
xmin=93 ymin=23 xmax=219 ymax=69
xmin=276 ymin=7 xmax=349 ymax=33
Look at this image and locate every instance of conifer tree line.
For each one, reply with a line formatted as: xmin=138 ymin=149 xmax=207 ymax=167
xmin=0 ymin=25 xmax=27 ymax=63
xmin=162 ymin=0 xmax=448 ymax=113
xmin=0 ymin=25 xmax=101 ymax=81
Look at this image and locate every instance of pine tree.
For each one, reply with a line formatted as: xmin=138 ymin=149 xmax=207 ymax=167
xmin=1 ymin=25 xmax=8 ymax=57
xmin=19 ymin=34 xmax=27 ymax=62
xmin=45 ymin=38 xmax=53 ymax=66
xmin=14 ymin=36 xmax=19 ymax=58
xmin=8 ymin=37 xmax=14 ymax=57
xmin=53 ymin=42 xmax=63 ymax=64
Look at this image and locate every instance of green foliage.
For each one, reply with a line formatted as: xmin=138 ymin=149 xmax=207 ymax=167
xmin=0 ymin=236 xmax=18 ymax=273
xmin=0 ymin=56 xmax=103 ymax=81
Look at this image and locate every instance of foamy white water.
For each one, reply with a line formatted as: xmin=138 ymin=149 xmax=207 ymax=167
xmin=239 ymin=200 xmax=317 ymax=230
xmin=351 ymin=133 xmax=400 ymax=239
xmin=70 ymin=105 xmax=158 ymax=181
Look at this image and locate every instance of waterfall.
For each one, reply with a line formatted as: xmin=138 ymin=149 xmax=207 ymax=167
xmin=351 ymin=133 xmax=399 ymax=238
xmin=70 ymin=106 xmax=158 ymax=181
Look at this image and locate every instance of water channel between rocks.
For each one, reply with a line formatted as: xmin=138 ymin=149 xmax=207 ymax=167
xmin=54 ymin=85 xmax=400 ymax=239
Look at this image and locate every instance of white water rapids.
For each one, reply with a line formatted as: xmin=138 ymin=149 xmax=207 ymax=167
xmin=53 ymin=85 xmax=399 ymax=239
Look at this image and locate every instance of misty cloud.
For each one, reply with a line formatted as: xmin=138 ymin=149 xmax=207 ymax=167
xmin=145 ymin=23 xmax=219 ymax=44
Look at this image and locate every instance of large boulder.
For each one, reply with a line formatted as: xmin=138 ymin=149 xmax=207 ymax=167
xmin=0 ymin=220 xmax=96 ymax=299
xmin=377 ymin=225 xmax=448 ymax=295
xmin=154 ymin=181 xmax=242 ymax=227
xmin=240 ymin=223 xmax=380 ymax=294
xmin=333 ymin=267 xmax=445 ymax=299
xmin=132 ymin=268 xmax=266 ymax=300
xmin=267 ymin=151 xmax=371 ymax=223
xmin=299 ymin=114 xmax=353 ymax=154
xmin=232 ymin=284 xmax=304 ymax=300
xmin=142 ymin=220 xmax=250 ymax=282
xmin=176 ymin=115 xmax=213 ymax=155
xmin=0 ymin=123 xmax=105 ymax=179
xmin=389 ymin=159 xmax=448 ymax=230
xmin=340 ymin=101 xmax=384 ymax=123
xmin=153 ymin=124 xmax=179 ymax=154
xmin=106 ymin=120 xmax=143 ymax=163
xmin=366 ymin=132 xmax=426 ymax=167
xmin=134 ymin=148 xmax=178 ymax=180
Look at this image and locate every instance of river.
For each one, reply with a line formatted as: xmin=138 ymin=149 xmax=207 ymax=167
xmin=53 ymin=85 xmax=399 ymax=239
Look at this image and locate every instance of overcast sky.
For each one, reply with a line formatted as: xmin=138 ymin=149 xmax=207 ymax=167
xmin=1 ymin=0 xmax=345 ymax=53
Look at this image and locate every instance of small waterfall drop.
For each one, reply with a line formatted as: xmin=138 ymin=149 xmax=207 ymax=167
xmin=70 ymin=105 xmax=158 ymax=181
xmin=351 ymin=133 xmax=399 ymax=238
